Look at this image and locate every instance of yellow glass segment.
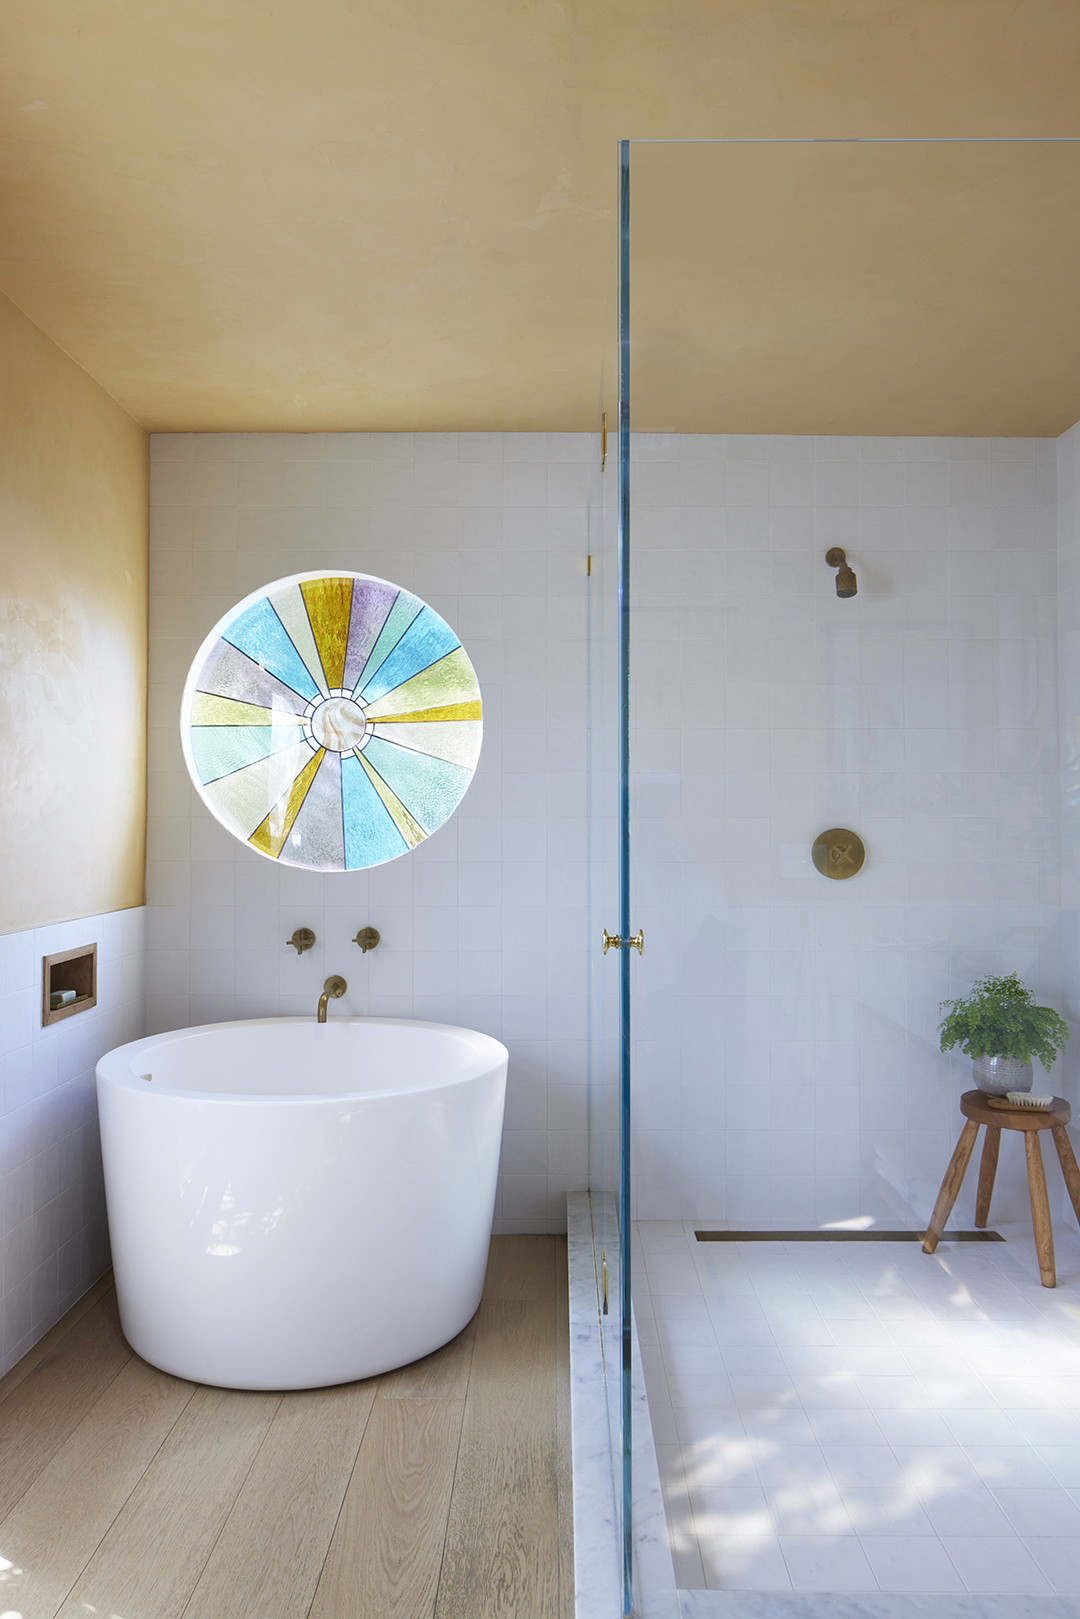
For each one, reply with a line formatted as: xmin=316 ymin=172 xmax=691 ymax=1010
xmin=301 ymin=577 xmax=353 ymax=690
xmin=249 ymin=747 xmax=326 ymax=858
xmin=370 ymin=719 xmax=482 ymax=769
xmin=363 ymin=647 xmax=481 ymax=720
xmin=373 ymin=699 xmax=482 ymax=725
xmin=355 ymin=750 xmax=426 ymax=848
xmin=202 ymin=739 xmax=316 ymax=838
xmin=191 ymin=693 xmax=306 ymax=727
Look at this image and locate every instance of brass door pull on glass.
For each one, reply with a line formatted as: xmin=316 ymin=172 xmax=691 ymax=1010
xmin=352 ymin=927 xmax=380 ymax=953
xmin=287 ymin=928 xmax=315 ymax=955
xmin=603 ymin=928 xmax=644 ymax=955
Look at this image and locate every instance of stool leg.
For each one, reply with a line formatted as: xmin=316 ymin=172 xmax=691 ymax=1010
xmin=924 ymin=1118 xmax=980 ymax=1255
xmin=1025 ymin=1131 xmax=1056 ymax=1288
xmin=1050 ymin=1123 xmax=1080 ymax=1230
xmin=975 ymin=1125 xmax=1000 ymax=1228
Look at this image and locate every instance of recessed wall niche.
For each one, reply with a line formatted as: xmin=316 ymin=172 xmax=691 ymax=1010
xmin=42 ymin=943 xmax=97 ymax=1026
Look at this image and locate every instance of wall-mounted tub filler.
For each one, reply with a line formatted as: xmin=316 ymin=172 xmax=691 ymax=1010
xmin=318 ymin=975 xmax=347 ymax=1022
xmin=826 ymin=546 xmax=858 ymax=597
xmin=287 ymin=928 xmax=316 ymax=955
xmin=353 ymin=927 xmax=380 ymax=953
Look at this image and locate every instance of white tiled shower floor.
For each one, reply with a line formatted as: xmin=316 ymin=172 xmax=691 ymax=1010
xmin=635 ymin=1218 xmax=1080 ymax=1597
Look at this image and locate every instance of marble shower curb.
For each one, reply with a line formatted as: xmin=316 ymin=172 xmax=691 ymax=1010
xmin=567 ymin=1191 xmax=679 ymax=1619
xmin=677 ymin=1598 xmax=1080 ymax=1618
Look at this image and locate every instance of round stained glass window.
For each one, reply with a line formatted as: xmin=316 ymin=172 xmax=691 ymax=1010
xmin=180 ymin=572 xmax=482 ymax=870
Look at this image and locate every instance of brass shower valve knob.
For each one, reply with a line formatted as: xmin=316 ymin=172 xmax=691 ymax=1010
xmin=352 ymin=927 xmax=380 ymax=953
xmin=287 ymin=928 xmax=316 ymax=955
xmin=812 ymin=829 xmax=865 ymax=879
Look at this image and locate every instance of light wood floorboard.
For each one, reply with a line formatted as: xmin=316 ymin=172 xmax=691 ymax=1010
xmin=0 ymin=1355 xmax=194 ymax=1616
xmin=433 ymin=1297 xmax=560 ymax=1618
xmin=0 ymin=1271 xmax=116 ymax=1411
xmin=310 ymin=1397 xmax=466 ymax=1619
xmin=0 ymin=1289 xmax=133 ymax=1522
xmin=554 ymin=1237 xmax=574 ymax=1619
xmin=183 ymin=1381 xmax=377 ymax=1619
xmin=56 ymin=1385 xmax=283 ymax=1619
xmin=377 ymin=1314 xmax=477 ymax=1402
xmin=0 ymin=1235 xmax=572 ymax=1619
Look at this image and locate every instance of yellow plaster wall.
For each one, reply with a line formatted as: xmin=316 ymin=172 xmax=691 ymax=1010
xmin=0 ymin=292 xmax=148 ymax=935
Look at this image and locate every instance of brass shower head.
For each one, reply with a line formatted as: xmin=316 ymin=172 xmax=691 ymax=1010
xmin=826 ymin=547 xmax=857 ymax=598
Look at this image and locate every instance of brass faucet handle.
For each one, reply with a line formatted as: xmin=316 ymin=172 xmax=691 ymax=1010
xmin=323 ymin=975 xmax=347 ymax=998
xmin=352 ymin=927 xmax=380 ymax=953
xmin=287 ymin=928 xmax=316 ymax=955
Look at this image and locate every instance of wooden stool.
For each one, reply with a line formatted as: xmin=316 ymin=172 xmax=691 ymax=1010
xmin=923 ymin=1090 xmax=1080 ymax=1287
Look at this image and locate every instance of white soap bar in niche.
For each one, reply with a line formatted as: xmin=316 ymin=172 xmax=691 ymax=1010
xmin=50 ymin=989 xmax=77 ymax=1010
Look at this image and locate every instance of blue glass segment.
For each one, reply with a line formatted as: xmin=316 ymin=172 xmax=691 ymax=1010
xmin=358 ymin=606 xmax=461 ymax=706
xmin=223 ymin=597 xmax=322 ymax=702
xmin=340 ymin=752 xmax=408 ymax=868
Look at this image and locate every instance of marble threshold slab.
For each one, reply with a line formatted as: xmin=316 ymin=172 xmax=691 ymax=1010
xmin=567 ymin=1191 xmax=679 ymax=1619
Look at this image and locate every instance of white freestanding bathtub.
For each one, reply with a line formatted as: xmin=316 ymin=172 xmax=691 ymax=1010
xmin=96 ymin=1017 xmax=508 ymax=1390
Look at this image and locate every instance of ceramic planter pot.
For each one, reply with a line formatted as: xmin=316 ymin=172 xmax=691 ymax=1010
xmin=973 ymin=1055 xmax=1033 ymax=1096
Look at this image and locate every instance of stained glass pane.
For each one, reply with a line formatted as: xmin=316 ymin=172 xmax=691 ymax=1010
xmin=181 ymin=571 xmax=482 ymax=871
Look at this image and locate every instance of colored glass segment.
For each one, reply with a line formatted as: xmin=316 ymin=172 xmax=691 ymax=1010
xmin=181 ymin=571 xmax=482 ymax=871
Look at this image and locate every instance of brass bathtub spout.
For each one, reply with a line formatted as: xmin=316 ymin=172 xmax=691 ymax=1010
xmin=318 ymin=976 xmax=347 ymax=1022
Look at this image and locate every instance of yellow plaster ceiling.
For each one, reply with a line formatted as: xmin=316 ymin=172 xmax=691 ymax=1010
xmin=631 ymin=138 xmax=1080 ymax=437
xmin=0 ymin=2 xmax=1077 ymax=433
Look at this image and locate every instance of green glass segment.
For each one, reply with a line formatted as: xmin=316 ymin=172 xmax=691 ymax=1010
xmin=190 ymin=724 xmax=308 ymax=784
xmin=360 ymin=736 xmax=472 ymax=835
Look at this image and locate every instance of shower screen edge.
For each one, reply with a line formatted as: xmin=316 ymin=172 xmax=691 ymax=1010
xmin=617 ymin=133 xmax=633 ymax=1619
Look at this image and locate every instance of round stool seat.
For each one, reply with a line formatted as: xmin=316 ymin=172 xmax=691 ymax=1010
xmin=960 ymin=1090 xmax=1070 ymax=1131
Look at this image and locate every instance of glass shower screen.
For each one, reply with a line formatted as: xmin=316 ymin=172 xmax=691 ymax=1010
xmin=618 ymin=136 xmax=1080 ymax=1614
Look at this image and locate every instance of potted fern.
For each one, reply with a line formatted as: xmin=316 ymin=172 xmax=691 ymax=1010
xmin=939 ymin=972 xmax=1069 ymax=1096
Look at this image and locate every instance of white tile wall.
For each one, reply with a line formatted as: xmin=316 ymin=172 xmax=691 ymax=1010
xmin=145 ymin=425 xmax=1080 ymax=1241
xmin=0 ymin=906 xmax=145 ymax=1374
xmin=146 ymin=431 xmax=603 ymax=1234
xmin=630 ymin=432 xmax=1072 ymax=1229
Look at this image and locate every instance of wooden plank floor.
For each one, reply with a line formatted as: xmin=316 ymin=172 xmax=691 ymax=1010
xmin=0 ymin=1236 xmax=573 ymax=1619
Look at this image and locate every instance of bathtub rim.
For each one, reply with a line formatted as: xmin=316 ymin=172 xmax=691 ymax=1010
xmin=97 ymin=1014 xmax=509 ymax=1104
